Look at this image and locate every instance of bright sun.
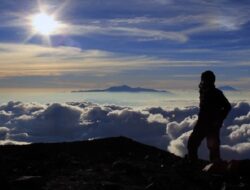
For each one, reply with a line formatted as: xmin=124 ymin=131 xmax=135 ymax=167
xmin=31 ymin=13 xmax=59 ymax=35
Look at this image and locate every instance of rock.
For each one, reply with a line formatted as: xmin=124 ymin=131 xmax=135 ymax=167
xmin=112 ymin=160 xmax=130 ymax=171
xmin=144 ymin=155 xmax=150 ymax=160
xmin=227 ymin=160 xmax=241 ymax=174
xmin=101 ymin=181 xmax=123 ymax=190
xmin=112 ymin=160 xmax=141 ymax=175
xmin=12 ymin=176 xmax=43 ymax=190
xmin=145 ymin=183 xmax=154 ymax=190
xmin=203 ymin=161 xmax=228 ymax=174
xmin=237 ymin=160 xmax=250 ymax=176
xmin=145 ymin=182 xmax=161 ymax=190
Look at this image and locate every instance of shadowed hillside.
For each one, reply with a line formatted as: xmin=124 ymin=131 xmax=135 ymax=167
xmin=0 ymin=137 xmax=249 ymax=190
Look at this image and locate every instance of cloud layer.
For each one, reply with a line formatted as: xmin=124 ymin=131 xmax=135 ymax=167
xmin=0 ymin=101 xmax=250 ymax=160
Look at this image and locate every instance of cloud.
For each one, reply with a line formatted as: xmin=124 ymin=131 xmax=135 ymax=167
xmin=167 ymin=116 xmax=197 ymax=139
xmin=0 ymin=127 xmax=10 ymax=140
xmin=0 ymin=42 xmax=232 ymax=81
xmin=0 ymin=102 xmax=169 ymax=147
xmin=1 ymin=0 xmax=250 ymax=45
xmin=167 ymin=131 xmax=191 ymax=157
xmin=49 ymin=2 xmax=250 ymax=39
xmin=0 ymin=43 xmax=165 ymax=78
xmin=53 ymin=9 xmax=250 ymax=42
xmin=61 ymin=24 xmax=188 ymax=43
xmin=3 ymin=42 xmax=249 ymax=90
xmin=227 ymin=124 xmax=250 ymax=144
xmin=234 ymin=112 xmax=250 ymax=125
xmin=166 ymin=102 xmax=250 ymax=159
xmin=0 ymin=101 xmax=250 ymax=160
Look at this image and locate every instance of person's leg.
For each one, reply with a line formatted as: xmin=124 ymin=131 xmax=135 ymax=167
xmin=187 ymin=125 xmax=206 ymax=162
xmin=206 ymin=128 xmax=221 ymax=163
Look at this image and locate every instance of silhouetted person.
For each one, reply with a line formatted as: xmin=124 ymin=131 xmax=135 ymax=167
xmin=187 ymin=71 xmax=231 ymax=163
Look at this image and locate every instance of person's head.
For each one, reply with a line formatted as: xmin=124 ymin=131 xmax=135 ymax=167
xmin=199 ymin=70 xmax=216 ymax=89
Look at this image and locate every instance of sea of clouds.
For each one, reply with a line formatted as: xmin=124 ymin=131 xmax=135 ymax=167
xmin=0 ymin=101 xmax=250 ymax=160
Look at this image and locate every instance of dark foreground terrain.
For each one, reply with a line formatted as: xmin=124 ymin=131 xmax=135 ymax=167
xmin=0 ymin=137 xmax=249 ymax=190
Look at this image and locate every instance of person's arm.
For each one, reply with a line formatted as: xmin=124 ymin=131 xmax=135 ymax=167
xmin=219 ymin=91 xmax=231 ymax=120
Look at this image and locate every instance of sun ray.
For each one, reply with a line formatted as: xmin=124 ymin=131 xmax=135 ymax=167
xmin=23 ymin=0 xmax=67 ymax=46
xmin=52 ymin=0 xmax=70 ymax=18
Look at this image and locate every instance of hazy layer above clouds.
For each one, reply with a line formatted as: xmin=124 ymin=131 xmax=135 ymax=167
xmin=0 ymin=101 xmax=249 ymax=160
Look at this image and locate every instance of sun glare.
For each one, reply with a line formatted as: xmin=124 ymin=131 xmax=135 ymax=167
xmin=31 ymin=13 xmax=59 ymax=35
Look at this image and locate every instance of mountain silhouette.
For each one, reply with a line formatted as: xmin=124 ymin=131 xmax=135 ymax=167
xmin=72 ymin=85 xmax=168 ymax=93
xmin=218 ymin=86 xmax=238 ymax=91
xmin=0 ymin=137 xmax=249 ymax=189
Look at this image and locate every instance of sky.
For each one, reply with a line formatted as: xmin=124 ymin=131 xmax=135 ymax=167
xmin=0 ymin=0 xmax=250 ymax=91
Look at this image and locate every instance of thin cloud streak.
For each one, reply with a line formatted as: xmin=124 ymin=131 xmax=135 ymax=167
xmin=1 ymin=1 xmax=249 ymax=43
xmin=0 ymin=43 xmax=232 ymax=78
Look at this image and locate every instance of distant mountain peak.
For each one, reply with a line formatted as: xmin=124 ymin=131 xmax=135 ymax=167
xmin=72 ymin=85 xmax=168 ymax=93
xmin=218 ymin=85 xmax=238 ymax=91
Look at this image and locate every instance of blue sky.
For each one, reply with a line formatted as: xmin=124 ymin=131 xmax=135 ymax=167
xmin=0 ymin=0 xmax=250 ymax=90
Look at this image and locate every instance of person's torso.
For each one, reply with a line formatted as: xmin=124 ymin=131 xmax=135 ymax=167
xmin=198 ymin=88 xmax=223 ymax=121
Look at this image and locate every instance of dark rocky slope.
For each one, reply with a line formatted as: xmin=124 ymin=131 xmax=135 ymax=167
xmin=0 ymin=137 xmax=249 ymax=190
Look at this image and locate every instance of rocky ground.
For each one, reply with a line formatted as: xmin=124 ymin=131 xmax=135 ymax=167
xmin=0 ymin=137 xmax=249 ymax=190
